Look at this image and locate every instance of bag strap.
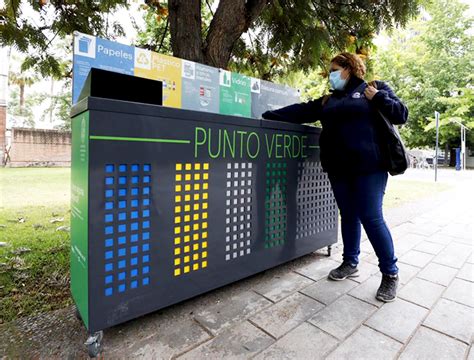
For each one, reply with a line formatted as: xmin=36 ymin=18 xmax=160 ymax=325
xmin=321 ymin=94 xmax=330 ymax=106
xmin=368 ymin=80 xmax=378 ymax=89
xmin=322 ymin=80 xmax=378 ymax=107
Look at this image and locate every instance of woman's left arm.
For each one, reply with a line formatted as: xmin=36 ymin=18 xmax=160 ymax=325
xmin=370 ymin=81 xmax=409 ymax=125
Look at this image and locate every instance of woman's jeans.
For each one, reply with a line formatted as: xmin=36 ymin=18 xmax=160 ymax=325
xmin=328 ymin=171 xmax=398 ymax=275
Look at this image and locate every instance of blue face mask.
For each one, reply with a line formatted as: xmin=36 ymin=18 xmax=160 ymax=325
xmin=329 ymin=70 xmax=347 ymax=90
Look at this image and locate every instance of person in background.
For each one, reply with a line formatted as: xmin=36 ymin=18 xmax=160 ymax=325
xmin=262 ymin=52 xmax=408 ymax=302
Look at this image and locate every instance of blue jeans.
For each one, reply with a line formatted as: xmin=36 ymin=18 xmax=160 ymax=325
xmin=328 ymin=171 xmax=398 ymax=275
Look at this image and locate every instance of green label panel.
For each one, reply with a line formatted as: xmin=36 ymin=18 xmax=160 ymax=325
xmin=70 ymin=111 xmax=90 ymax=329
xmin=219 ymin=72 xmax=251 ymax=118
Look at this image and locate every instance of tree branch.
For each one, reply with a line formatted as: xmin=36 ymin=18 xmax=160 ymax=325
xmin=204 ymin=0 xmax=271 ymax=68
xmin=168 ymin=0 xmax=204 ymax=62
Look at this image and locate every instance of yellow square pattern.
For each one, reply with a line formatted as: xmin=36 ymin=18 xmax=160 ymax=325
xmin=173 ymin=162 xmax=210 ymax=277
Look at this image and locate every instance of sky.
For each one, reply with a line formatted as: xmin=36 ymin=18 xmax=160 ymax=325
xmin=2 ymin=0 xmax=474 ymax=129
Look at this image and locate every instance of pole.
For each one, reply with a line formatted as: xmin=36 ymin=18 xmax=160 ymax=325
xmin=461 ymin=126 xmax=466 ymax=170
xmin=435 ymin=111 xmax=440 ymax=182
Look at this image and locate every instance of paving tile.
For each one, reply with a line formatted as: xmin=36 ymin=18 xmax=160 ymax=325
xmin=253 ymin=322 xmax=338 ymax=360
xmin=423 ymin=298 xmax=474 ymax=343
xmin=468 ymin=345 xmax=474 ymax=360
xmin=408 ymin=223 xmax=443 ymax=237
xmin=363 ymin=253 xmax=380 ymax=266
xmin=417 ymin=262 xmax=459 ymax=286
xmin=426 ymin=233 xmax=457 ymax=245
xmin=398 ymin=277 xmax=445 ymax=308
xmin=249 ymin=292 xmax=324 ymax=339
xmin=349 ymin=261 xmax=380 ymax=284
xmin=360 ymin=239 xmax=374 ymax=254
xmin=432 ymin=242 xmax=472 ymax=269
xmin=395 ymin=262 xmax=421 ymax=286
xmin=414 ymin=241 xmax=446 ymax=255
xmin=300 ymin=278 xmax=358 ymax=305
xmin=442 ymin=278 xmax=474 ymax=307
xmin=348 ymin=276 xmax=384 ymax=307
xmin=177 ymin=321 xmax=274 ymax=360
xmin=194 ymin=291 xmax=272 ymax=334
xmin=293 ymin=258 xmax=341 ymax=282
xmin=390 ymin=222 xmax=418 ymax=238
xmin=365 ymin=298 xmax=428 ymax=343
xmin=456 ymin=262 xmax=474 ymax=282
xmin=326 ymin=325 xmax=402 ymax=360
xmin=397 ymin=233 xmax=428 ymax=246
xmin=398 ymin=250 xmax=434 ymax=268
xmin=252 ymin=271 xmax=314 ymax=303
xmin=439 ymin=223 xmax=472 ymax=240
xmin=399 ymin=326 xmax=467 ymax=360
xmin=106 ymin=309 xmax=212 ymax=359
xmin=307 ymin=295 xmax=376 ymax=340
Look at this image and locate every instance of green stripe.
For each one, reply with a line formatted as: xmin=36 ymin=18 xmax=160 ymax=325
xmin=90 ymin=135 xmax=190 ymax=144
xmin=309 ymin=145 xmax=320 ymax=149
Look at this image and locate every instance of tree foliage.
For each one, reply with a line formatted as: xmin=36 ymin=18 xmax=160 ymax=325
xmin=1 ymin=0 xmax=420 ymax=81
xmin=0 ymin=0 xmax=128 ymax=78
xmin=374 ymin=0 xmax=474 ymax=150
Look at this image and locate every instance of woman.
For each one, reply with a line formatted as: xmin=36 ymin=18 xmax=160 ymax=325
xmin=262 ymin=52 xmax=408 ymax=302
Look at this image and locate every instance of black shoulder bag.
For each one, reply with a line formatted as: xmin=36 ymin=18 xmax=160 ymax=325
xmin=368 ymin=81 xmax=410 ymax=176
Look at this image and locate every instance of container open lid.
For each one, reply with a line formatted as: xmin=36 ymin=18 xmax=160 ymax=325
xmin=77 ymin=68 xmax=163 ymax=106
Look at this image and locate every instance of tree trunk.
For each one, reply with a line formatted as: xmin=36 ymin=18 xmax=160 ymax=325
xmin=203 ymin=0 xmax=270 ymax=69
xmin=168 ymin=0 xmax=204 ymax=63
xmin=19 ymin=84 xmax=24 ymax=110
xmin=168 ymin=0 xmax=270 ymax=69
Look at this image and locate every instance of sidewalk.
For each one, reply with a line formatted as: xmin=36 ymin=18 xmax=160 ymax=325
xmin=1 ymin=169 xmax=473 ymax=359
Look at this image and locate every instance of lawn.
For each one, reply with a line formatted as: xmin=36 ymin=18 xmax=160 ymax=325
xmin=0 ymin=167 xmax=452 ymax=323
xmin=0 ymin=168 xmax=71 ymax=323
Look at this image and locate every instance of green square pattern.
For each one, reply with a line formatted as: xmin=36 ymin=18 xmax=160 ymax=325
xmin=264 ymin=162 xmax=288 ymax=248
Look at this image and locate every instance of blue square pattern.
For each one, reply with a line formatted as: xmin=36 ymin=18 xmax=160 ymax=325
xmin=103 ymin=163 xmax=152 ymax=296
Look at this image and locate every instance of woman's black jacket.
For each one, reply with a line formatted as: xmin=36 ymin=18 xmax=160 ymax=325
xmin=261 ymin=76 xmax=409 ymax=176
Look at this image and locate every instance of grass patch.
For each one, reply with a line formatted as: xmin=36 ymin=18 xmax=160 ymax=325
xmin=384 ymin=178 xmax=452 ymax=208
xmin=0 ymin=206 xmax=72 ymax=323
xmin=0 ymin=168 xmax=71 ymax=323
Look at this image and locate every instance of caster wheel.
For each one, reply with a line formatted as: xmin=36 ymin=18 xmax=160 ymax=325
xmin=327 ymin=245 xmax=332 ymax=257
xmin=87 ymin=342 xmax=100 ymax=358
xmin=85 ymin=331 xmax=103 ymax=358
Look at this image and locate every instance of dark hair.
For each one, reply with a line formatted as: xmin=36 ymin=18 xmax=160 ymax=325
xmin=330 ymin=52 xmax=366 ymax=79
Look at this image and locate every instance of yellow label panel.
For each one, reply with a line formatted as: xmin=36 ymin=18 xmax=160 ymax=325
xmin=134 ymin=52 xmax=182 ymax=108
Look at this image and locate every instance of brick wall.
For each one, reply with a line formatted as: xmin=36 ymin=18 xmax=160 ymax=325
xmin=0 ymin=106 xmax=5 ymax=165
xmin=7 ymin=127 xmax=71 ymax=167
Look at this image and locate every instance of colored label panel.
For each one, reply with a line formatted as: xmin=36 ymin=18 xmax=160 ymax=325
xmin=173 ymin=163 xmax=210 ymax=276
xmin=70 ymin=111 xmax=90 ymax=328
xmin=134 ymin=51 xmax=182 ymax=108
xmin=251 ymin=79 xmax=301 ymax=119
xmin=219 ymin=71 xmax=251 ymax=118
xmin=181 ymin=60 xmax=220 ymax=113
xmin=73 ymin=33 xmax=135 ymax=104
